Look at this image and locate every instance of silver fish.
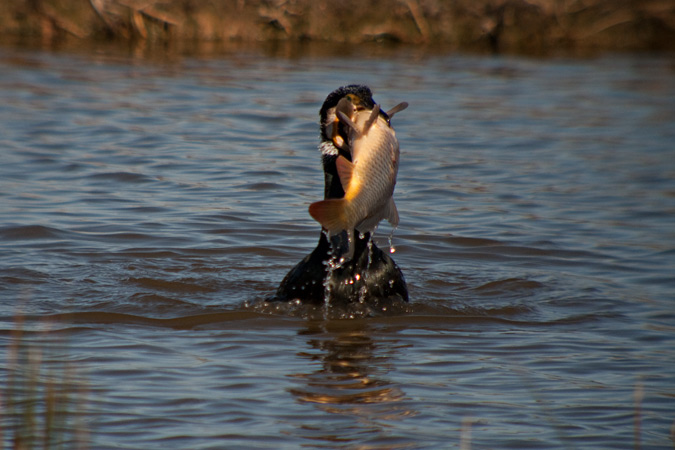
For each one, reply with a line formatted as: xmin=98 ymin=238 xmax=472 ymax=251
xmin=309 ymin=98 xmax=408 ymax=261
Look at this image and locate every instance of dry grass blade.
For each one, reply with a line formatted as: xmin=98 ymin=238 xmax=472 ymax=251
xmin=1 ymin=313 xmax=89 ymax=450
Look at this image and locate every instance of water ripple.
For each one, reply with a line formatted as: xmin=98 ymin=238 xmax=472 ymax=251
xmin=1 ymin=48 xmax=674 ymax=450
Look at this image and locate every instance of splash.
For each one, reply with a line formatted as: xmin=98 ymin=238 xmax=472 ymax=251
xmin=322 ymin=256 xmax=336 ymax=319
xmin=322 ymin=230 xmax=346 ymax=318
xmin=322 ymin=229 xmax=381 ymax=310
xmin=358 ymin=238 xmax=376 ymax=304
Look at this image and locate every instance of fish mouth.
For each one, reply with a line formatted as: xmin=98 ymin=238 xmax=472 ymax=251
xmin=331 ymin=94 xmax=368 ymax=149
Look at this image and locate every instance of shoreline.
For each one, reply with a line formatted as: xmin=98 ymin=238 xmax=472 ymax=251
xmin=1 ymin=0 xmax=674 ymax=55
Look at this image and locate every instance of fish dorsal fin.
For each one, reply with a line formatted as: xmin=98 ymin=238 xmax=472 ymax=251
xmin=336 ymin=110 xmax=360 ymax=136
xmin=335 ymin=155 xmax=354 ymax=193
xmin=386 ymin=102 xmax=408 ymax=118
xmin=363 ymin=103 xmax=380 ymax=133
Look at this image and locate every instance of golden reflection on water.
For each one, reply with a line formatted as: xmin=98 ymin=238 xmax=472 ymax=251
xmin=289 ymin=326 xmax=412 ymax=417
xmin=287 ymin=325 xmax=418 ymax=448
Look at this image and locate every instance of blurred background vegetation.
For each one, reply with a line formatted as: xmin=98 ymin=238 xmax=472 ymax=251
xmin=1 ymin=0 xmax=674 ymax=54
xmin=1 ymin=315 xmax=88 ymax=450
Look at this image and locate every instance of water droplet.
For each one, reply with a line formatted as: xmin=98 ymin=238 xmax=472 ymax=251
xmin=388 ymin=227 xmax=397 ymax=254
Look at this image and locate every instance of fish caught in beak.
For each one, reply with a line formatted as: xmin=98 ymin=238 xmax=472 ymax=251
xmin=271 ymin=85 xmax=409 ymax=305
xmin=310 ymin=91 xmax=408 ymax=262
xmin=329 ymin=93 xmax=374 ymax=150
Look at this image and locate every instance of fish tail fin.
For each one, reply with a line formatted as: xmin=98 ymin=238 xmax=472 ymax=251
xmin=309 ymin=199 xmax=349 ymax=234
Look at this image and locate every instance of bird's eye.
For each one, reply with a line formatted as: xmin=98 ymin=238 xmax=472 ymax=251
xmin=346 ymin=94 xmax=359 ymax=105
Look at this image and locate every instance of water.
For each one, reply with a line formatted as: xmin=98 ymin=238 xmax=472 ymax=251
xmin=1 ymin=44 xmax=674 ymax=449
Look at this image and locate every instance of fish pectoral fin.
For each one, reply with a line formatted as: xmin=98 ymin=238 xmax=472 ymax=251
xmin=308 ymin=199 xmax=348 ymax=233
xmin=386 ymin=198 xmax=399 ymax=227
xmin=386 ymin=102 xmax=408 ymax=118
xmin=336 ymin=110 xmax=360 ymax=136
xmin=364 ymin=103 xmax=381 ymax=132
xmin=335 ymin=155 xmax=354 ymax=193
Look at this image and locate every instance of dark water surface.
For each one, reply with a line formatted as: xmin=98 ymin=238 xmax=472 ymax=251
xmin=1 ymin=45 xmax=674 ymax=449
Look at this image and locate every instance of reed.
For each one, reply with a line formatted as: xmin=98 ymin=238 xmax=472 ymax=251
xmin=1 ymin=314 xmax=88 ymax=450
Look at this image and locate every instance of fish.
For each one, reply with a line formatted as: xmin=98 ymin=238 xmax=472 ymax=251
xmin=309 ymin=97 xmax=408 ymax=261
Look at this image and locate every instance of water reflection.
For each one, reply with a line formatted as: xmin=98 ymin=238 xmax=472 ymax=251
xmin=289 ymin=324 xmax=414 ymax=447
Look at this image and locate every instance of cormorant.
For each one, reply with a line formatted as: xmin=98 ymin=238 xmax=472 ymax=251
xmin=271 ymin=85 xmax=408 ymax=305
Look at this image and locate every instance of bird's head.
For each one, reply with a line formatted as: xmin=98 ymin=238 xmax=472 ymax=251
xmin=318 ymin=85 xmax=380 ymax=158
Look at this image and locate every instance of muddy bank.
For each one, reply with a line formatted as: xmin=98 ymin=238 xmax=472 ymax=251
xmin=2 ymin=0 xmax=674 ymax=53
